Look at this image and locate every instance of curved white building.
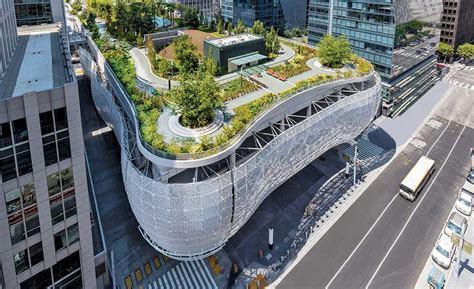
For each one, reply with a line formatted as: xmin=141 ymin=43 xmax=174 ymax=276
xmin=80 ymin=38 xmax=382 ymax=260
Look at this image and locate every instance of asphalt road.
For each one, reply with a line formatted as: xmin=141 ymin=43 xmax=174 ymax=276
xmin=278 ymin=115 xmax=473 ymax=288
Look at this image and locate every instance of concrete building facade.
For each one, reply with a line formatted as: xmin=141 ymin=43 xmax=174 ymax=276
xmin=0 ymin=24 xmax=96 ymax=289
xmin=440 ymin=0 xmax=474 ymax=48
xmin=0 ymin=0 xmax=18 ymax=78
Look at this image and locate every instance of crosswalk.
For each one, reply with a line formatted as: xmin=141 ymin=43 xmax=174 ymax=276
xmin=460 ymin=66 xmax=474 ymax=72
xmin=147 ymin=259 xmax=218 ymax=289
xmin=448 ymin=79 xmax=474 ymax=90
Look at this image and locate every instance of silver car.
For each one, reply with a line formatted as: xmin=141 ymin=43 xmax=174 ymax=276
xmin=444 ymin=211 xmax=468 ymax=238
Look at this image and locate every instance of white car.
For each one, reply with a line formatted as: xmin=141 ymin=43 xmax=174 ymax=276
xmin=455 ymin=191 xmax=472 ymax=216
xmin=431 ymin=234 xmax=455 ymax=269
xmin=444 ymin=211 xmax=468 ymax=237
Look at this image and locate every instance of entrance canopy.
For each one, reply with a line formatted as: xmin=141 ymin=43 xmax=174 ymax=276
xmin=343 ymin=137 xmax=385 ymax=164
xmin=229 ymin=53 xmax=267 ymax=66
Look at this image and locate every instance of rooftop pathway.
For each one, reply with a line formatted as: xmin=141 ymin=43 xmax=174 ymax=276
xmin=129 ymin=48 xmax=179 ymax=90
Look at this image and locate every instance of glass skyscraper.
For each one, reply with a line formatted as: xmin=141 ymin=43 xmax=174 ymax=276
xmin=308 ymin=0 xmax=443 ymax=116
xmin=308 ymin=0 xmax=395 ymax=79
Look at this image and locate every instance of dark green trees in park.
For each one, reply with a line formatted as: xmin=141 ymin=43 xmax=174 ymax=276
xmin=233 ymin=19 xmax=246 ymax=34
xmin=167 ymin=64 xmax=221 ymax=128
xmin=216 ymin=18 xmax=224 ymax=34
xmin=318 ymin=34 xmax=352 ymax=68
xmin=173 ymin=35 xmax=200 ymax=74
xmin=265 ymin=27 xmax=280 ymax=56
xmin=251 ymin=20 xmax=266 ymax=36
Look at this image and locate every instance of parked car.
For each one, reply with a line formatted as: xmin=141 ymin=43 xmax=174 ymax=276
xmin=431 ymin=234 xmax=455 ymax=269
xmin=444 ymin=211 xmax=468 ymax=237
xmin=468 ymin=169 xmax=474 ymax=184
xmin=455 ymin=190 xmax=472 ymax=216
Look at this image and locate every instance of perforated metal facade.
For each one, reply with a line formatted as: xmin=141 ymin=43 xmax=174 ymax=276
xmin=80 ymin=42 xmax=382 ymax=260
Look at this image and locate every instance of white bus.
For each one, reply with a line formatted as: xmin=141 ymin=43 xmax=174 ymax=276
xmin=399 ymin=155 xmax=435 ymax=201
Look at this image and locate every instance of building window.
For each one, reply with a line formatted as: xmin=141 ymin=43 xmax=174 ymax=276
xmin=5 ymin=183 xmax=38 ymax=244
xmin=29 ymin=242 xmax=44 ymax=266
xmin=0 ymin=119 xmax=32 ymax=182
xmin=48 ymin=168 xmax=76 ymax=225
xmin=0 ymin=122 xmax=12 ymax=148
xmin=13 ymin=241 xmax=44 ymax=275
xmin=54 ymin=223 xmax=79 ymax=252
xmin=14 ymin=249 xmax=29 ymax=274
xmin=41 ymin=108 xmax=71 ymax=166
xmin=12 ymin=118 xmax=28 ymax=144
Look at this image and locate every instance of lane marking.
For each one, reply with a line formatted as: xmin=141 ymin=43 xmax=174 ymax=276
xmin=326 ymin=120 xmax=453 ymax=289
xmin=365 ymin=125 xmax=467 ymax=289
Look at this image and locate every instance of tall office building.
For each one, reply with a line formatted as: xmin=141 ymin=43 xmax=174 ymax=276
xmin=0 ymin=0 xmax=17 ymax=78
xmin=440 ymin=0 xmax=474 ymax=48
xmin=221 ymin=0 xmax=284 ymax=28
xmin=170 ymin=0 xmax=220 ymax=19
xmin=308 ymin=0 xmax=443 ymax=116
xmin=0 ymin=4 xmax=96 ymax=288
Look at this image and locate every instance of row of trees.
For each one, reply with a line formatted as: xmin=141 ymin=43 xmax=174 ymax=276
xmin=438 ymin=42 xmax=474 ymax=62
xmin=85 ymin=0 xmax=203 ymax=43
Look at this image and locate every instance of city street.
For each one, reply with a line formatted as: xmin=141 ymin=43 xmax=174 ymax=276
xmin=277 ymin=66 xmax=474 ymax=289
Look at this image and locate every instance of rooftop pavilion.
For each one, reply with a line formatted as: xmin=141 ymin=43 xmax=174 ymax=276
xmin=207 ymin=34 xmax=261 ymax=47
xmin=0 ymin=24 xmax=73 ymax=100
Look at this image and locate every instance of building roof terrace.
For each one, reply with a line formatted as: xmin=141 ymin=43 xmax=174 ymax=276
xmin=0 ymin=24 xmax=73 ymax=100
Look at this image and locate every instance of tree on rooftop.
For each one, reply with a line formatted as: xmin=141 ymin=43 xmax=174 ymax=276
xmin=217 ymin=18 xmax=224 ymax=34
xmin=173 ymin=35 xmax=200 ymax=74
xmin=456 ymin=43 xmax=474 ymax=61
xmin=438 ymin=42 xmax=454 ymax=63
xmin=227 ymin=21 xmax=233 ymax=35
xmin=265 ymin=26 xmax=280 ymax=56
xmin=318 ymin=34 xmax=352 ymax=68
xmin=251 ymin=20 xmax=266 ymax=36
xmin=167 ymin=69 xmax=222 ymax=128
xmin=234 ymin=19 xmax=246 ymax=34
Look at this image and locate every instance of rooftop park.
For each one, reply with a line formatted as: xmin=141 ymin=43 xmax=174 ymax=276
xmin=81 ymin=2 xmax=373 ymax=157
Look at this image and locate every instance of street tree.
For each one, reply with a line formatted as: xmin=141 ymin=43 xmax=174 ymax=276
xmin=318 ymin=34 xmax=352 ymax=68
xmin=457 ymin=43 xmax=474 ymax=61
xmin=438 ymin=42 xmax=454 ymax=63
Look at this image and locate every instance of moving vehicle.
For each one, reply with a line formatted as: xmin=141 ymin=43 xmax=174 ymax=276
xmin=444 ymin=211 xmax=468 ymax=237
xmin=455 ymin=190 xmax=472 ymax=216
xmin=431 ymin=234 xmax=455 ymax=269
xmin=399 ymin=156 xmax=435 ymax=201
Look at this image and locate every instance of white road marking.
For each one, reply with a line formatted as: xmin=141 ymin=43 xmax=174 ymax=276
xmin=326 ymin=120 xmax=452 ymax=289
xmin=365 ymin=125 xmax=466 ymax=289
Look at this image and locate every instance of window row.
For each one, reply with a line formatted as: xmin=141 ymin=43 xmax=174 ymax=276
xmin=14 ymin=242 xmax=43 ymax=275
